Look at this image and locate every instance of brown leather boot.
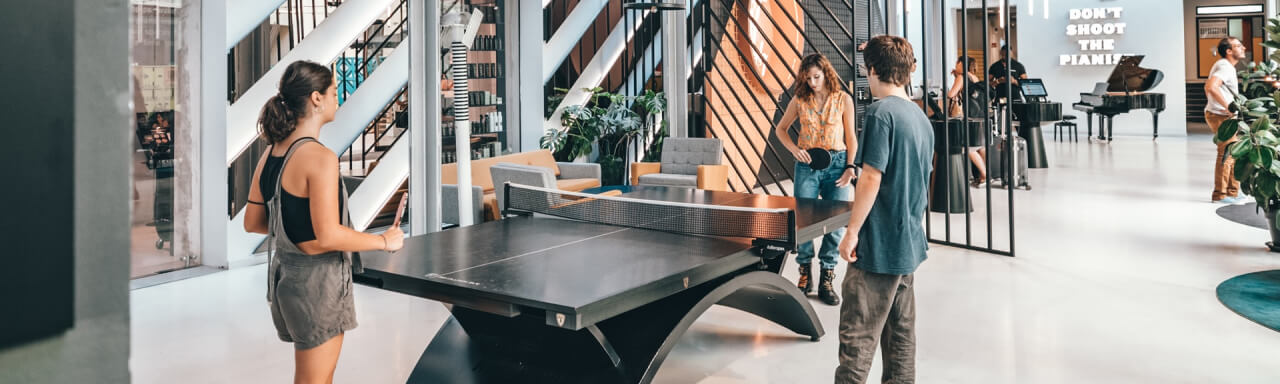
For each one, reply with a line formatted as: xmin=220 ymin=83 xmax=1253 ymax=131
xmin=796 ymin=263 xmax=813 ymax=294
xmin=818 ymin=268 xmax=840 ymax=306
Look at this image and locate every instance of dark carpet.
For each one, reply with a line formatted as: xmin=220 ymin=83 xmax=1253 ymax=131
xmin=1216 ymin=202 xmax=1268 ymax=230
xmin=1217 ymin=270 xmax=1280 ymax=333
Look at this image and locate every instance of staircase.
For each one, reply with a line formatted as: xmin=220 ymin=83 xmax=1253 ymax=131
xmin=224 ymin=0 xmax=681 ymax=262
xmin=224 ymin=0 xmax=413 ymax=262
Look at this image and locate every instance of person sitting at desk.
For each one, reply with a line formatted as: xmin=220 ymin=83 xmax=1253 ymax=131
xmin=948 ymin=56 xmax=988 ymax=186
xmin=988 ymin=44 xmax=1027 ymax=102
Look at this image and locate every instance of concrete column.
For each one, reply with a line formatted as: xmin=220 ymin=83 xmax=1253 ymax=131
xmin=174 ymin=0 xmax=202 ymax=265
xmin=515 ymin=0 xmax=545 ymax=152
xmin=0 ymin=0 xmax=131 ymax=381
xmin=663 ymin=2 xmax=689 ymax=138
xmin=409 ymin=0 xmax=443 ymax=234
xmin=200 ymin=0 xmax=229 ymax=267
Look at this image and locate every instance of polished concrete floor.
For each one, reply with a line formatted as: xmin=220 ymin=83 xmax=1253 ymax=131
xmin=130 ymin=134 xmax=1280 ymax=383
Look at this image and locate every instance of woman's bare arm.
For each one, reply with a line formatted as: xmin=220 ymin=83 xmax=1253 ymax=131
xmin=243 ymin=149 xmax=271 ymax=234
xmin=298 ymin=145 xmax=389 ymax=254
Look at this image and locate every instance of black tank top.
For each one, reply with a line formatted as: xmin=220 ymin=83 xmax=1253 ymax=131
xmin=259 ymin=148 xmax=342 ymax=243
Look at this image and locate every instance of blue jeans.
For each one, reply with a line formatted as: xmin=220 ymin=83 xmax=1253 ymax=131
xmin=793 ymin=150 xmax=851 ymax=270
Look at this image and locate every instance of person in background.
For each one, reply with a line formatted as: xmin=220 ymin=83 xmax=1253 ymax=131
xmin=775 ymin=53 xmax=859 ymax=306
xmin=988 ymin=44 xmax=1027 ymax=103
xmin=1206 ymin=36 xmax=1247 ymax=204
xmin=835 ymin=35 xmax=933 ymax=384
xmin=948 ymin=56 xmax=989 ymax=186
xmin=243 ymin=60 xmax=404 ymax=384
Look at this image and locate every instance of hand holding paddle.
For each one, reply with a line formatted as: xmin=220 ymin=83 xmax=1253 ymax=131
xmin=790 ymin=147 xmax=812 ymax=164
xmin=381 ymin=192 xmax=408 ymax=252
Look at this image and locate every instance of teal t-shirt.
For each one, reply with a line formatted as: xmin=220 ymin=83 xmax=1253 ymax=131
xmin=851 ymin=96 xmax=933 ymax=275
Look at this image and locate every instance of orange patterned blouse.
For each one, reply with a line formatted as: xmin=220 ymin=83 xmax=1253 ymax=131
xmin=796 ymin=91 xmax=850 ymax=152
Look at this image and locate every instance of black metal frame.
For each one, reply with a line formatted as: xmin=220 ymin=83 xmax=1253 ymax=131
xmin=692 ymin=0 xmax=872 ymax=194
xmin=917 ymin=0 xmax=1016 ymax=257
xmin=687 ymin=0 xmax=1016 ymax=256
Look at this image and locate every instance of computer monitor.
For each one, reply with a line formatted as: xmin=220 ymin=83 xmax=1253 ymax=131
xmin=1020 ymin=78 xmax=1048 ymax=100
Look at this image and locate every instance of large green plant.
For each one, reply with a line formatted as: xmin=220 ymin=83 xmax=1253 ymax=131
xmin=541 ymin=88 xmax=666 ymax=184
xmin=1218 ymin=17 xmax=1280 ymax=222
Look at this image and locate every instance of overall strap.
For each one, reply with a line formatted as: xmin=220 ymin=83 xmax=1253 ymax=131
xmin=271 ymin=137 xmax=319 ymax=200
xmin=265 ymin=137 xmax=318 ymax=302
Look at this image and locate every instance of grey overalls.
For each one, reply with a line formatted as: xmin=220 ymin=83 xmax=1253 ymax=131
xmin=265 ymin=137 xmax=363 ymax=350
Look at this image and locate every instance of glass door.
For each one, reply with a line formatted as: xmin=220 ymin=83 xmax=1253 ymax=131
xmin=130 ymin=0 xmax=195 ymax=278
xmin=1197 ymin=15 xmax=1264 ymax=78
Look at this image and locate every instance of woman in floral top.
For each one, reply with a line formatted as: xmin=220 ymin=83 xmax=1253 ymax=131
xmin=774 ymin=53 xmax=858 ymax=306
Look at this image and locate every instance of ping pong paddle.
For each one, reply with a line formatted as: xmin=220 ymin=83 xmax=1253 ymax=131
xmin=392 ymin=192 xmax=408 ymax=227
xmin=806 ymin=148 xmax=832 ymax=170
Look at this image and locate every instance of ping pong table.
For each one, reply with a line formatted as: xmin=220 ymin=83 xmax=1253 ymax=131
xmin=355 ymin=184 xmax=852 ymax=383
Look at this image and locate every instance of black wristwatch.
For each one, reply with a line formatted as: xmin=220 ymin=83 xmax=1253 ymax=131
xmin=844 ymin=164 xmax=860 ymax=175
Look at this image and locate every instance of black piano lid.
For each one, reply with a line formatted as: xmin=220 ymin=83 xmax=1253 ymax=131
xmin=1104 ymin=55 xmax=1164 ymax=94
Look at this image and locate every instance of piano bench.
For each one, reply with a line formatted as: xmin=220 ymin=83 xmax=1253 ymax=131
xmin=1054 ymin=120 xmax=1079 ymax=142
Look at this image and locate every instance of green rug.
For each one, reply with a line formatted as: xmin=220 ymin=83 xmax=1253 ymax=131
xmin=1217 ymin=270 xmax=1280 ymax=332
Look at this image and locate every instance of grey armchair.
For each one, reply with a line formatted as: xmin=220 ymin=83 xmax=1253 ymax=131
xmin=442 ymin=184 xmax=485 ymax=225
xmin=630 ymin=137 xmax=729 ymax=191
xmin=490 ymin=162 xmax=602 ymax=214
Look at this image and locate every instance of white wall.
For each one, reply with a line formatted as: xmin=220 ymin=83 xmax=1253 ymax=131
xmin=1015 ymin=0 xmax=1187 ymax=137
xmin=906 ymin=0 xmax=1188 ymax=137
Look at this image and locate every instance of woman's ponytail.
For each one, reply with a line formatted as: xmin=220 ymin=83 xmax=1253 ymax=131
xmin=257 ymin=61 xmax=334 ymax=144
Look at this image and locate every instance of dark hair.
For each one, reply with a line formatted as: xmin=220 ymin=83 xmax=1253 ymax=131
xmin=957 ymin=56 xmax=977 ymax=74
xmin=258 ymin=61 xmax=334 ymax=144
xmin=864 ymin=35 xmax=915 ymax=86
xmin=795 ymin=53 xmax=844 ymax=102
xmin=1217 ymin=37 xmax=1240 ymax=58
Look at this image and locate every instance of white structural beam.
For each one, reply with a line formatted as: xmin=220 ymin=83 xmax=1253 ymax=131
xmin=544 ymin=8 xmax=653 ymax=133
xmin=542 ymin=0 xmax=609 ymax=83
xmin=348 ymin=140 xmax=409 ymax=231
xmin=225 ymin=0 xmax=397 ymax=166
xmin=317 ymin=39 xmax=409 ymax=151
xmin=225 ymin=0 xmax=286 ymax=51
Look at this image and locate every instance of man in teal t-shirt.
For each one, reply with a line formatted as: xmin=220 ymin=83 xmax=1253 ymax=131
xmin=834 ymin=35 xmax=933 ymax=384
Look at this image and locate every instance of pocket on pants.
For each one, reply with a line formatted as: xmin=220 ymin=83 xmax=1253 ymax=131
xmin=276 ymin=262 xmax=345 ymax=327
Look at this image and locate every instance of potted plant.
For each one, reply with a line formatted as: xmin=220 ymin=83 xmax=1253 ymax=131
xmin=1219 ymin=21 xmax=1280 ymax=251
xmin=542 ymin=88 xmax=666 ymax=185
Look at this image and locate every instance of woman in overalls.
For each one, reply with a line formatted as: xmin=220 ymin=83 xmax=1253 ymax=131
xmin=775 ymin=53 xmax=859 ymax=306
xmin=242 ymin=60 xmax=404 ymax=383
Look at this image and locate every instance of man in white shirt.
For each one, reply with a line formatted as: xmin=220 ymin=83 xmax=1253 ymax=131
xmin=1205 ymin=37 xmax=1246 ymax=203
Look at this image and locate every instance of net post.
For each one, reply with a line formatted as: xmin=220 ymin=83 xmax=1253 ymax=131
xmin=501 ymin=182 xmax=530 ymax=217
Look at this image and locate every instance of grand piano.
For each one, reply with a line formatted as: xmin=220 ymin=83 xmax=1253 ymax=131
xmin=1072 ymin=55 xmax=1166 ymax=142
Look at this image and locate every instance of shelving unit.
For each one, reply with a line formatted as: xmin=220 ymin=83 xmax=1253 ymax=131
xmin=441 ymin=0 xmax=507 ymax=165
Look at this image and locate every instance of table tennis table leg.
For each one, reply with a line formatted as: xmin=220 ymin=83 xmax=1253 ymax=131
xmin=403 ymin=269 xmax=823 ymax=384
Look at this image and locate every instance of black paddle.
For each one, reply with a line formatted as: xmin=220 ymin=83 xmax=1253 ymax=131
xmin=806 ymin=148 xmax=832 ymax=171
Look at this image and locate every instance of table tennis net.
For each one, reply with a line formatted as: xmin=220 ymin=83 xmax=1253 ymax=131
xmin=504 ymin=183 xmax=795 ymax=247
